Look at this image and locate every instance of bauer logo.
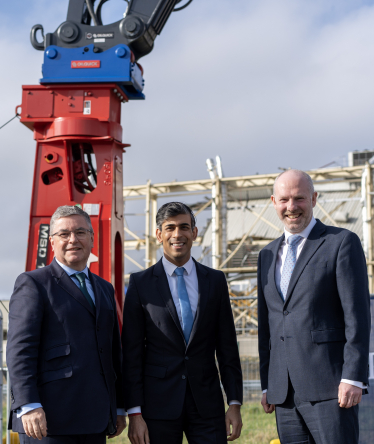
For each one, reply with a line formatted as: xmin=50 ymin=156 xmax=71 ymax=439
xmin=71 ymin=60 xmax=101 ymax=68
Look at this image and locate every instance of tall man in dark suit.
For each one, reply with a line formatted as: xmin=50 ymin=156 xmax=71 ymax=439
xmin=258 ymin=170 xmax=371 ymax=443
xmin=122 ymin=202 xmax=243 ymax=444
xmin=7 ymin=205 xmax=126 ymax=443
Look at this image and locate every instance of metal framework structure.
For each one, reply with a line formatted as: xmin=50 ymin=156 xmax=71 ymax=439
xmin=123 ymin=164 xmax=374 ymax=333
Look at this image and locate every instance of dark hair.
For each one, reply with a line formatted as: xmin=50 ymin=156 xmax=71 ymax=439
xmin=156 ymin=202 xmax=196 ymax=231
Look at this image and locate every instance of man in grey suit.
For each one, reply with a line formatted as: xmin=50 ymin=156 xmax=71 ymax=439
xmin=258 ymin=169 xmax=371 ymax=443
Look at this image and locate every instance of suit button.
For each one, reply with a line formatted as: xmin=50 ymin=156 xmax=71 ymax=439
xmin=284 ymin=311 xmax=289 ymax=316
xmin=185 ymin=356 xmax=189 ymax=361
xmin=100 ymin=371 xmax=104 ymax=375
xmin=100 ymin=348 xmax=103 ymax=353
xmin=97 ymin=326 xmax=100 ymax=331
xmin=280 ymin=336 xmax=284 ymax=341
xmin=182 ymin=375 xmax=186 ymax=380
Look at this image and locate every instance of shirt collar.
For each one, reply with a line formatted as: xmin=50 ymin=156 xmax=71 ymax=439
xmin=55 ymin=258 xmax=89 ymax=279
xmin=162 ymin=255 xmax=194 ymax=277
xmin=284 ymin=216 xmax=317 ymax=244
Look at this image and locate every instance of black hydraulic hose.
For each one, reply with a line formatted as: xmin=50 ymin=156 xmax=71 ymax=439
xmin=85 ymin=0 xmax=99 ymax=26
xmin=173 ymin=0 xmax=193 ymax=12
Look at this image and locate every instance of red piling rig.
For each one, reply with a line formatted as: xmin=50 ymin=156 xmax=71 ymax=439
xmin=18 ymin=83 xmax=128 ymax=326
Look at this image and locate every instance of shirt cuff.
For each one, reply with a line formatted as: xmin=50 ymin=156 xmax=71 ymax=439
xmin=262 ymin=389 xmax=267 ymax=394
xmin=228 ymin=400 xmax=241 ymax=406
xmin=341 ymin=379 xmax=367 ymax=389
xmin=127 ymin=406 xmax=141 ymax=415
xmin=17 ymin=403 xmax=43 ymax=418
xmin=117 ymin=408 xmax=127 ymax=416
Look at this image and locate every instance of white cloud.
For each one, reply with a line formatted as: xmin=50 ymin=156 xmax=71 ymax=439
xmin=2 ymin=0 xmax=374 ymax=290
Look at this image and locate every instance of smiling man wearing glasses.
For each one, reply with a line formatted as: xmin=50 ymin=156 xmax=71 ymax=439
xmin=7 ymin=206 xmax=126 ymax=444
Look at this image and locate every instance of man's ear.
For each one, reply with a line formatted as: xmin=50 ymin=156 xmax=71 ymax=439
xmin=156 ymin=228 xmax=163 ymax=244
xmin=192 ymin=227 xmax=198 ymax=242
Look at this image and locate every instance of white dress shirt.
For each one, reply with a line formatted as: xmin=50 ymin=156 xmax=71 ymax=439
xmin=127 ymin=255 xmax=240 ymax=415
xmin=263 ymin=217 xmax=365 ymax=394
xmin=18 ymin=259 xmax=126 ymax=417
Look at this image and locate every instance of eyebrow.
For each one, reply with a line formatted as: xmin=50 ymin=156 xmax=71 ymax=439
xmin=164 ymin=223 xmax=191 ymax=228
xmin=58 ymin=227 xmax=89 ymax=231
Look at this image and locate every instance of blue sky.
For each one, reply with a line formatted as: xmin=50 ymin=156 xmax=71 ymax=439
xmin=1 ymin=0 xmax=374 ymax=296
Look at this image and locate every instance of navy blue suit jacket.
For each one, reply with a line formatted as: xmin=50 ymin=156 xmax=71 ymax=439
xmin=122 ymin=259 xmax=243 ymax=420
xmin=7 ymin=259 xmax=123 ymax=435
xmin=258 ymin=220 xmax=371 ymax=405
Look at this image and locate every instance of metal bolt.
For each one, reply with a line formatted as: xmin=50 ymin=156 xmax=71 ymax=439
xmin=113 ymin=89 xmax=117 ymax=93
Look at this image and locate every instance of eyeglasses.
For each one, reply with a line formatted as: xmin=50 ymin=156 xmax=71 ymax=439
xmin=51 ymin=229 xmax=93 ymax=241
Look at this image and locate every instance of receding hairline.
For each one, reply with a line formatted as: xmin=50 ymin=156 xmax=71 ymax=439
xmin=273 ymin=169 xmax=315 ymax=196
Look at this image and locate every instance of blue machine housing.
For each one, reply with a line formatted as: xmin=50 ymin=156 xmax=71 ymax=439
xmin=40 ymin=44 xmax=145 ymax=100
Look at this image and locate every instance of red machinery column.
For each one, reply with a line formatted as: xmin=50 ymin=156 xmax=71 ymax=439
xmin=18 ymin=83 xmax=128 ymax=324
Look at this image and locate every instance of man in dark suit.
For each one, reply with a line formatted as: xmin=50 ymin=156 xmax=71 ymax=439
xmin=7 ymin=205 xmax=126 ymax=443
xmin=122 ymin=202 xmax=243 ymax=444
xmin=258 ymin=169 xmax=371 ymax=443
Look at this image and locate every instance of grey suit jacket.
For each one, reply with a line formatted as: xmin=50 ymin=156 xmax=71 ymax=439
xmin=258 ymin=219 xmax=371 ymax=405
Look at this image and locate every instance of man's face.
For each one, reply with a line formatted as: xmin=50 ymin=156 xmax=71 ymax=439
xmin=271 ymin=172 xmax=317 ymax=233
xmin=156 ymin=213 xmax=198 ymax=266
xmin=50 ymin=215 xmax=94 ymax=271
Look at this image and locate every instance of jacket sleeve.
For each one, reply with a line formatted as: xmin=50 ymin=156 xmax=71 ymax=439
xmin=257 ymin=252 xmax=270 ymax=391
xmin=336 ymin=231 xmax=371 ymax=384
xmin=121 ymin=275 xmax=146 ymax=410
xmin=215 ymin=272 xmax=243 ymax=404
xmin=6 ymin=273 xmax=44 ymax=410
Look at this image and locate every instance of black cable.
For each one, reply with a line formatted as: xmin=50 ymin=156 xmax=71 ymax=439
xmin=173 ymin=0 xmax=193 ymax=12
xmin=0 ymin=113 xmax=20 ymax=131
xmin=85 ymin=0 xmax=99 ymax=26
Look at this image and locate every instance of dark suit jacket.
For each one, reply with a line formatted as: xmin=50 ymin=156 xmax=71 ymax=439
xmin=7 ymin=258 xmax=123 ymax=435
xmin=122 ymin=258 xmax=243 ymax=420
xmin=258 ymin=219 xmax=371 ymax=405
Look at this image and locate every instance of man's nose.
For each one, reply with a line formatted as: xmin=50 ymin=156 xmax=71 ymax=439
xmin=173 ymin=227 xmax=182 ymax=237
xmin=69 ymin=232 xmax=79 ymax=242
xmin=287 ymin=199 xmax=297 ymax=211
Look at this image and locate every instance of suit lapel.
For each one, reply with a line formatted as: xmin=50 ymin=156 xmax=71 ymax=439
xmin=270 ymin=234 xmax=285 ymax=303
xmin=88 ymin=270 xmax=101 ymax=320
xmin=187 ymin=260 xmax=209 ymax=349
xmin=153 ymin=259 xmax=185 ymax=343
xmin=50 ymin=259 xmax=95 ymax=317
xmin=285 ymin=220 xmax=326 ymax=304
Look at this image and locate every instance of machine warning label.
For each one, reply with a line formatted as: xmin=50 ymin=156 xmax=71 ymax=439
xmin=86 ymin=33 xmax=114 ymax=39
xmin=36 ymin=224 xmax=49 ymax=268
xmin=71 ymin=60 xmax=101 ymax=68
xmin=83 ymin=101 xmax=91 ymax=115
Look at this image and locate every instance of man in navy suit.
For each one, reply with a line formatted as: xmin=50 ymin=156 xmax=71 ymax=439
xmin=7 ymin=206 xmax=126 ymax=443
xmin=258 ymin=170 xmax=371 ymax=443
xmin=122 ymin=202 xmax=243 ymax=444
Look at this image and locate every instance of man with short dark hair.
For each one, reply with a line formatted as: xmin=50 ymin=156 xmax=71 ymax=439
xmin=122 ymin=202 xmax=243 ymax=444
xmin=7 ymin=205 xmax=126 ymax=443
xmin=258 ymin=170 xmax=371 ymax=444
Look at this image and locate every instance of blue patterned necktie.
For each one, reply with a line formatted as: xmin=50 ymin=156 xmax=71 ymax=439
xmin=280 ymin=235 xmax=302 ymax=300
xmin=72 ymin=272 xmax=96 ymax=312
xmin=174 ymin=267 xmax=194 ymax=343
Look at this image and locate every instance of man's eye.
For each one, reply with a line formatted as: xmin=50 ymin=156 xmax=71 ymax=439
xmin=60 ymin=233 xmax=69 ymax=238
xmin=76 ymin=231 xmax=86 ymax=236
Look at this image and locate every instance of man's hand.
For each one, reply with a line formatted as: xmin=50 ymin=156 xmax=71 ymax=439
xmin=128 ymin=415 xmax=150 ymax=444
xmin=261 ymin=393 xmax=275 ymax=414
xmin=108 ymin=415 xmax=127 ymax=439
xmin=338 ymin=382 xmax=362 ymax=408
xmin=21 ymin=407 xmax=47 ymax=440
xmin=225 ymin=404 xmax=243 ymax=441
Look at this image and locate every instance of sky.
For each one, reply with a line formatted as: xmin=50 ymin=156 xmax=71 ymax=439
xmin=1 ymin=0 xmax=374 ymax=297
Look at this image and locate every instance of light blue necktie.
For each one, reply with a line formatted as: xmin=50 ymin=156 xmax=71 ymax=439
xmin=280 ymin=235 xmax=302 ymax=300
xmin=174 ymin=267 xmax=194 ymax=343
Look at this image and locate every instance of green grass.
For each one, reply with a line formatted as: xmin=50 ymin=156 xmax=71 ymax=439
xmin=110 ymin=403 xmax=278 ymax=444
